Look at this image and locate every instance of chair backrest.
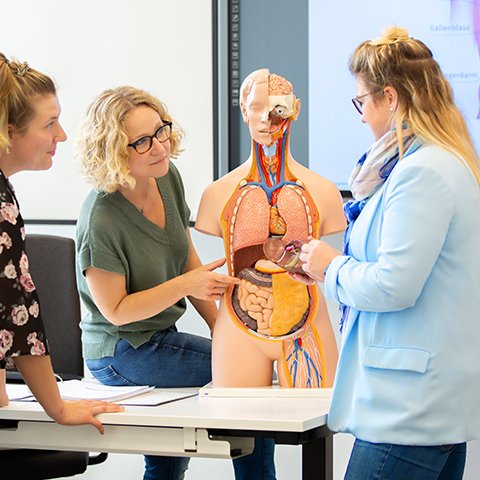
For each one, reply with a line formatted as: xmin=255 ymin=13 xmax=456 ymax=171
xmin=3 ymin=234 xmax=107 ymax=480
xmin=25 ymin=234 xmax=84 ymax=378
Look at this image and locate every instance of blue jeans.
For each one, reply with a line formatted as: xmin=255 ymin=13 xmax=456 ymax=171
xmin=345 ymin=439 xmax=467 ymax=480
xmin=86 ymin=327 xmax=276 ymax=480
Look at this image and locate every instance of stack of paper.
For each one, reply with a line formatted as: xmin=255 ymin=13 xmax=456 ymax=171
xmin=6 ymin=380 xmax=153 ymax=403
xmin=57 ymin=380 xmax=154 ymax=402
xmin=4 ymin=383 xmax=35 ymax=401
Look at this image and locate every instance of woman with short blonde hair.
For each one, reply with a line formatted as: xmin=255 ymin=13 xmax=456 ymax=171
xmin=0 ymin=52 xmax=123 ymax=432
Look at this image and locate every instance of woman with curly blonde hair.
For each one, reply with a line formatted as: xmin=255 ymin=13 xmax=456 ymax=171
xmin=294 ymin=27 xmax=480 ymax=479
xmin=75 ymin=86 xmax=184 ymax=193
xmin=75 ymin=86 xmax=269 ymax=480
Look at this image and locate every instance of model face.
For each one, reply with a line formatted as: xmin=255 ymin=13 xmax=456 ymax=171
xmin=125 ymin=105 xmax=170 ymax=181
xmin=244 ymin=79 xmax=297 ymax=146
xmin=355 ymin=78 xmax=392 ymax=142
xmin=8 ymin=94 xmax=67 ymax=176
xmin=244 ymin=79 xmax=277 ymax=146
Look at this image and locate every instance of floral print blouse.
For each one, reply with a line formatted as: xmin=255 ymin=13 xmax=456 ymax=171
xmin=0 ymin=169 xmax=49 ymax=369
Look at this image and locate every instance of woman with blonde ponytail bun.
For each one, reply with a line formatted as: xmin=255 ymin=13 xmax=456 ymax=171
xmin=0 ymin=53 xmax=123 ymax=435
xmin=294 ymin=27 xmax=480 ymax=479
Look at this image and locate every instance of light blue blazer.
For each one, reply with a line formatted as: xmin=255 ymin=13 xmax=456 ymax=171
xmin=325 ymin=143 xmax=480 ymax=445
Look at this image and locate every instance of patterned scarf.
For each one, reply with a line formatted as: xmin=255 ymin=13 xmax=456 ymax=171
xmin=339 ymin=126 xmax=417 ymax=332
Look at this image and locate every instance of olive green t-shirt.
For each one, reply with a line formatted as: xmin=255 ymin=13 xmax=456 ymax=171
xmin=76 ymin=162 xmax=191 ymax=359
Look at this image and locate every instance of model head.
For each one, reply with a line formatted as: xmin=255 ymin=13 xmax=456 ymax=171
xmin=239 ymin=69 xmax=301 ymax=146
xmin=75 ymin=86 xmax=185 ymax=193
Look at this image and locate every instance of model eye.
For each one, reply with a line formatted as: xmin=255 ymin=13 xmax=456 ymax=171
xmin=275 ymin=105 xmax=286 ymax=116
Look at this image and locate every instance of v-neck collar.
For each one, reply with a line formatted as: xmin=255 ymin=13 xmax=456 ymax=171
xmin=109 ymin=176 xmax=177 ymax=245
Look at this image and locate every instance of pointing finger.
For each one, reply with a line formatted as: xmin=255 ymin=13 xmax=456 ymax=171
xmin=203 ymin=258 xmax=227 ymax=271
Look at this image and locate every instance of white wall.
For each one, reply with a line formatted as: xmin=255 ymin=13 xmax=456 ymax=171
xmin=0 ymin=0 xmax=214 ymax=221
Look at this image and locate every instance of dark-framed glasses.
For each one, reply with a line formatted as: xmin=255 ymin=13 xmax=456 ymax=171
xmin=127 ymin=121 xmax=173 ymax=154
xmin=351 ymin=89 xmax=383 ymax=114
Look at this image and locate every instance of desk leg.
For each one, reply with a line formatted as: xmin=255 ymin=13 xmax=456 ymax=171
xmin=302 ymin=434 xmax=333 ymax=480
xmin=207 ymin=427 xmax=334 ymax=479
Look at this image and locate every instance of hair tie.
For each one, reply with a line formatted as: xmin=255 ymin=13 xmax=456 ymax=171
xmin=16 ymin=62 xmax=29 ymax=76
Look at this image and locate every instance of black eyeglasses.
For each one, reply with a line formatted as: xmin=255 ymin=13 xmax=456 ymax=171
xmin=127 ymin=122 xmax=172 ymax=154
xmin=351 ymin=89 xmax=383 ymax=114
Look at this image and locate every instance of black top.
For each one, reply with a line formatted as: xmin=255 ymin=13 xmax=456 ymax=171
xmin=0 ymin=170 xmax=49 ymax=369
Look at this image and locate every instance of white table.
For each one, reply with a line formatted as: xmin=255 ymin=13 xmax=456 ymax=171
xmin=0 ymin=391 xmax=333 ymax=480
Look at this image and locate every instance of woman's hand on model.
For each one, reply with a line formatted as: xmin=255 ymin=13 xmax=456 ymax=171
xmin=287 ymin=271 xmax=317 ymax=285
xmin=298 ymin=237 xmax=341 ymax=283
xmin=85 ymin=230 xmax=240 ymax=326
xmin=52 ymin=399 xmax=125 ymax=435
xmin=184 ymin=258 xmax=240 ymax=301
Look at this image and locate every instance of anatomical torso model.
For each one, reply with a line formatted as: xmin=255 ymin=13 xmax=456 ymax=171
xmin=195 ymin=69 xmax=346 ymax=388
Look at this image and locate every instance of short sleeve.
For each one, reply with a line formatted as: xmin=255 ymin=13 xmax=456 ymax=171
xmin=76 ymin=211 xmax=127 ymax=277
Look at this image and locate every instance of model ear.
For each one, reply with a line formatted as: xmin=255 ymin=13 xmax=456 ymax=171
xmin=292 ymin=98 xmax=301 ymax=121
xmin=240 ymin=103 xmax=249 ymax=124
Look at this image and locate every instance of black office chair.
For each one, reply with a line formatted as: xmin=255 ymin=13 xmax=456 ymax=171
xmin=2 ymin=234 xmax=107 ymax=480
